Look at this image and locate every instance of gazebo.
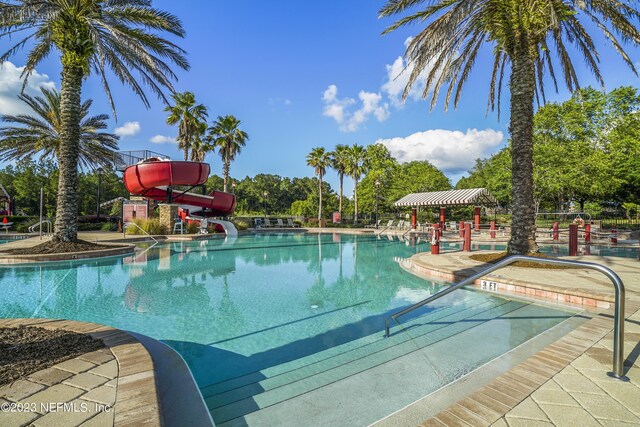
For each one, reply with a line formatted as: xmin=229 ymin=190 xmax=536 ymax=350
xmin=393 ymin=188 xmax=498 ymax=230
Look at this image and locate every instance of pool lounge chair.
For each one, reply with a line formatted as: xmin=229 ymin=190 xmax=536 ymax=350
xmin=365 ymin=220 xmax=382 ymax=229
xmin=263 ymin=218 xmax=275 ymax=227
xmin=276 ymin=218 xmax=286 ymax=228
xmin=287 ymin=218 xmax=299 ymax=228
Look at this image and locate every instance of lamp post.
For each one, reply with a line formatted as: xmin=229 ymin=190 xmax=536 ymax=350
xmin=375 ymin=179 xmax=380 ymax=229
xmin=263 ymin=191 xmax=268 ymax=220
xmin=96 ymin=167 xmax=104 ymax=221
xmin=232 ymin=182 xmax=236 ymax=194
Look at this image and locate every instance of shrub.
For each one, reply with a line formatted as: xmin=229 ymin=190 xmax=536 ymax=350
xmin=125 ymin=218 xmax=167 ymax=235
xmin=77 ymin=222 xmax=104 ymax=231
xmin=186 ymin=222 xmax=198 ymax=234
xmin=232 ymin=218 xmax=250 ymax=231
xmin=101 ymin=222 xmax=115 ymax=231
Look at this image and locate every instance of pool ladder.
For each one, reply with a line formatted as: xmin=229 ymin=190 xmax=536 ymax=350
xmin=384 ymin=255 xmax=628 ymax=380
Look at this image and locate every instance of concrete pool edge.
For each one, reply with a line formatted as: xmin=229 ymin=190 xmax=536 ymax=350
xmin=0 ymin=242 xmax=136 ymax=265
xmin=403 ymin=251 xmax=616 ymax=308
xmin=126 ymin=331 xmax=215 ymax=427
xmin=0 ymin=318 xmax=166 ymax=426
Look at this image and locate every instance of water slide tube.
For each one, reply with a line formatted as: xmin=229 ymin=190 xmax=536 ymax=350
xmin=123 ymin=160 xmax=236 ymax=217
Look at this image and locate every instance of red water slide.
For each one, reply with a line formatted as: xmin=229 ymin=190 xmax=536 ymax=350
xmin=123 ymin=160 xmax=236 ymax=216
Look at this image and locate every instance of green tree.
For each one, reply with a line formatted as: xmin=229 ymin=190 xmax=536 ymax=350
xmin=328 ymin=144 xmax=350 ymax=218
xmin=380 ymin=0 xmax=640 ymax=254
xmin=345 ymin=144 xmax=368 ymax=223
xmin=206 ymin=115 xmax=249 ymax=193
xmin=356 ymin=144 xmax=398 ymax=215
xmin=0 ymin=88 xmax=119 ymax=170
xmin=306 ymin=147 xmax=330 ymax=223
xmin=1 ymin=0 xmax=188 ymax=242
xmin=165 ymin=92 xmax=209 ymax=161
xmin=3 ymin=159 xmax=58 ymax=216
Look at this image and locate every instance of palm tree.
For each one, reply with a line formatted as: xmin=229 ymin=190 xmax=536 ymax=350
xmin=206 ymin=115 xmax=249 ymax=193
xmin=165 ymin=92 xmax=209 ymax=161
xmin=329 ymin=144 xmax=350 ymax=219
xmin=345 ymin=144 xmax=367 ymax=224
xmin=0 ymin=88 xmax=119 ymax=169
xmin=306 ymin=147 xmax=330 ymax=224
xmin=380 ymin=0 xmax=640 ymax=254
xmin=0 ymin=1 xmax=188 ymax=243
xmin=188 ymin=121 xmax=210 ymax=162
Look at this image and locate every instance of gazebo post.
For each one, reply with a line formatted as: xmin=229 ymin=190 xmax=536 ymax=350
xmin=411 ymin=207 xmax=417 ymax=230
xmin=474 ymin=206 xmax=481 ymax=232
xmin=439 ymin=207 xmax=446 ymax=230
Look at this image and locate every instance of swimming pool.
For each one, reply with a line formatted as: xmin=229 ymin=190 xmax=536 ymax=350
xmin=0 ymin=233 xmax=581 ymax=425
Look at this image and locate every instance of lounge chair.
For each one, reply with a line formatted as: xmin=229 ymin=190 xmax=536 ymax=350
xmin=365 ymin=220 xmax=381 ymax=229
xmin=253 ymin=218 xmax=262 ymax=228
xmin=287 ymin=218 xmax=299 ymax=228
xmin=263 ymin=218 xmax=275 ymax=227
xmin=395 ymin=220 xmax=405 ymax=230
xmin=276 ymin=218 xmax=286 ymax=228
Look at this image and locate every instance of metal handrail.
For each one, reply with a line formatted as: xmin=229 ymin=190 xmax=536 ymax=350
xmin=401 ymin=227 xmax=413 ymax=239
xmin=385 ymin=255 xmax=627 ymax=380
xmin=123 ymin=222 xmax=158 ymax=243
xmin=378 ymin=223 xmax=394 ymax=235
xmin=29 ymin=220 xmax=51 ymax=234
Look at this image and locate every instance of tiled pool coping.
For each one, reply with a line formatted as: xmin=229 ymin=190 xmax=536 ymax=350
xmin=404 ymin=251 xmax=618 ymax=308
xmin=0 ymin=318 xmax=162 ymax=426
xmin=417 ymin=299 xmax=640 ymax=426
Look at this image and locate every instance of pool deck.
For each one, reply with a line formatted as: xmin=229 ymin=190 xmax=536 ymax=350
xmin=391 ymin=251 xmax=640 ymax=427
xmin=0 ymin=319 xmax=212 ymax=427
xmin=0 ymin=318 xmax=161 ymax=427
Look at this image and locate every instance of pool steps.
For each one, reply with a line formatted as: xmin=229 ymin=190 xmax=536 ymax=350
xmin=202 ymin=299 xmax=563 ymax=424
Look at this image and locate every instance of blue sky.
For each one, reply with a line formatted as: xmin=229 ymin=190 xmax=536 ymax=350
xmin=1 ymin=1 xmax=639 ymax=195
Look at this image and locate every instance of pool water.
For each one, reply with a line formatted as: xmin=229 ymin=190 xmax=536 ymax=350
xmin=0 ymin=233 xmax=581 ymax=425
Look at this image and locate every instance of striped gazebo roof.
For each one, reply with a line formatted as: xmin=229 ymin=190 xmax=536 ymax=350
xmin=393 ymin=188 xmax=497 ymax=207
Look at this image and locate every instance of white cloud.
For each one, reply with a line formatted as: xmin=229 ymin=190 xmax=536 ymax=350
xmin=150 ymin=135 xmax=176 ymax=144
xmin=322 ymin=85 xmax=389 ymax=132
xmin=322 ymin=37 xmax=450 ymax=131
xmin=114 ymin=121 xmax=141 ymax=137
xmin=376 ymin=128 xmax=504 ymax=173
xmin=0 ymin=61 xmax=56 ymax=115
xmin=381 ymin=37 xmax=446 ymax=107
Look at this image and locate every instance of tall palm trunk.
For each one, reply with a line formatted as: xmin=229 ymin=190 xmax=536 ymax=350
xmin=353 ymin=176 xmax=359 ymax=224
xmin=338 ymin=173 xmax=343 ymax=217
xmin=53 ymin=65 xmax=83 ymax=242
xmin=318 ymin=176 xmax=323 ymax=224
xmin=223 ymin=149 xmax=230 ymax=192
xmin=508 ymin=50 xmax=538 ymax=254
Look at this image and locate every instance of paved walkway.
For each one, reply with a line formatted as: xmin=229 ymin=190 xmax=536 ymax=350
xmin=406 ymin=251 xmax=640 ymax=426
